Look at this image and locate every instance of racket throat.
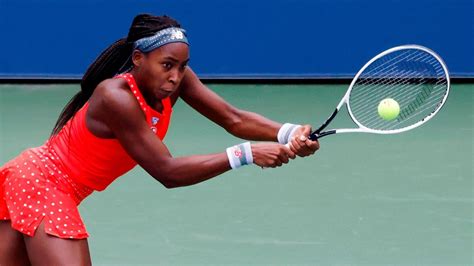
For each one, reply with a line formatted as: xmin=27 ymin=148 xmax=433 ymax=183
xmin=310 ymin=108 xmax=339 ymax=140
xmin=310 ymin=130 xmax=336 ymax=140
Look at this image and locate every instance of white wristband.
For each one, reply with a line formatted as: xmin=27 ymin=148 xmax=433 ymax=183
xmin=226 ymin=142 xmax=253 ymax=169
xmin=277 ymin=123 xmax=302 ymax=144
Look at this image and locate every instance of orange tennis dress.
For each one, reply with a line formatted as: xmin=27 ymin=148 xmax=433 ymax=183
xmin=0 ymin=73 xmax=172 ymax=239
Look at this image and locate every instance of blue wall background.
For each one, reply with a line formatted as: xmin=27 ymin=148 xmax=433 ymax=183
xmin=0 ymin=0 xmax=473 ymax=79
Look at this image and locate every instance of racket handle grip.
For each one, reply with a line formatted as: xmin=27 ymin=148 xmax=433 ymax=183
xmin=310 ymin=130 xmax=336 ymax=139
xmin=309 ymin=133 xmax=319 ymax=141
xmin=285 ymin=133 xmax=320 ymax=148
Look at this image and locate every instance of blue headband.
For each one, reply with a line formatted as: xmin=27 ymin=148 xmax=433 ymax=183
xmin=134 ymin=27 xmax=189 ymax=53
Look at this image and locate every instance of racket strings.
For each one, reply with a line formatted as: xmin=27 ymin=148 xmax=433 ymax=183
xmin=353 ymin=79 xmax=447 ymax=130
xmin=367 ymin=88 xmax=446 ymax=129
xmin=355 ymin=52 xmax=437 ymax=93
xmin=354 ymin=74 xmax=446 ymax=121
xmin=351 ymin=53 xmax=437 ymax=105
xmin=354 ymin=81 xmax=447 ymax=130
xmin=348 ymin=49 xmax=448 ymax=131
xmin=353 ymin=72 xmax=435 ymax=118
xmin=358 ymin=49 xmax=429 ymax=78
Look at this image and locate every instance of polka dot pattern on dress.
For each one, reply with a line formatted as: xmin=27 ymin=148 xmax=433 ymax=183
xmin=1 ymin=73 xmax=173 ymax=239
xmin=0 ymin=146 xmax=91 ymax=239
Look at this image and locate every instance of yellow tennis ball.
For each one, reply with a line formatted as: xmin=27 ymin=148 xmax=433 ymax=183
xmin=378 ymin=98 xmax=400 ymax=121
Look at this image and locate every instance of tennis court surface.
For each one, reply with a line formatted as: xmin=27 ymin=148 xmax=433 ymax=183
xmin=1 ymin=83 xmax=472 ymax=265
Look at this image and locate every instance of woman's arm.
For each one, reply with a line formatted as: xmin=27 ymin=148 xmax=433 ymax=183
xmin=179 ymin=68 xmax=282 ymax=141
xmin=92 ymin=80 xmax=294 ymax=189
xmin=179 ymin=68 xmax=319 ymax=156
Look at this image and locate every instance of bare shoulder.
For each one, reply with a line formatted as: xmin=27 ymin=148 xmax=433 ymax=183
xmin=92 ymin=78 xmax=135 ymax=109
xmin=88 ymin=78 xmax=144 ymax=128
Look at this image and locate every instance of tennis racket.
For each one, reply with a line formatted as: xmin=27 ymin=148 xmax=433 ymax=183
xmin=306 ymin=44 xmax=450 ymax=140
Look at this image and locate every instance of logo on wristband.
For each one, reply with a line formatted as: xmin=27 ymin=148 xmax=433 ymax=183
xmin=226 ymin=142 xmax=252 ymax=169
xmin=233 ymin=147 xmax=242 ymax=158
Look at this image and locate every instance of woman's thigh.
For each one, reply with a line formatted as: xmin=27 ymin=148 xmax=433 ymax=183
xmin=23 ymin=221 xmax=92 ymax=266
xmin=0 ymin=220 xmax=31 ymax=266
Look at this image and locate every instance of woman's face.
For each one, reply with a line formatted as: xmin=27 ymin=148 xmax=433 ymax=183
xmin=132 ymin=42 xmax=189 ymax=101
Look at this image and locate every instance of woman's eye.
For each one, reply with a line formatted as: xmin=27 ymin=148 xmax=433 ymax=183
xmin=162 ymin=63 xmax=172 ymax=70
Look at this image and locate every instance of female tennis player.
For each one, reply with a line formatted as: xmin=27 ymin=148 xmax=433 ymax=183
xmin=0 ymin=14 xmax=319 ymax=265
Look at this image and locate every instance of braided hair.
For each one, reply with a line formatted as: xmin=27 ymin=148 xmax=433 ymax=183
xmin=51 ymin=14 xmax=181 ymax=136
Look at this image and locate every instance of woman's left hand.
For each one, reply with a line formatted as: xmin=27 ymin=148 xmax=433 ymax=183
xmin=288 ymin=125 xmax=320 ymax=157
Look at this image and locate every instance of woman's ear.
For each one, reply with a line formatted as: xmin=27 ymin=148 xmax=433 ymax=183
xmin=132 ymin=50 xmax=144 ymax=67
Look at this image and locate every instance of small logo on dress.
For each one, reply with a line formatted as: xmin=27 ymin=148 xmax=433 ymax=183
xmin=151 ymin=127 xmax=157 ymax=133
xmin=151 ymin=117 xmax=159 ymax=125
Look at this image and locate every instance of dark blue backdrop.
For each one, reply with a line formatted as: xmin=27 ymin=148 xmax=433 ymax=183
xmin=1 ymin=0 xmax=473 ymax=78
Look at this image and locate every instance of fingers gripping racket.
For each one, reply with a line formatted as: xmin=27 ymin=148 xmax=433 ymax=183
xmin=308 ymin=45 xmax=450 ymax=140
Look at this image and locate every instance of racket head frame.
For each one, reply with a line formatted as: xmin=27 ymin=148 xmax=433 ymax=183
xmin=310 ymin=45 xmax=450 ymax=140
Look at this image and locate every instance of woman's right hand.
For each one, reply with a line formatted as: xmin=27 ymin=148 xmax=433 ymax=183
xmin=251 ymin=143 xmax=296 ymax=168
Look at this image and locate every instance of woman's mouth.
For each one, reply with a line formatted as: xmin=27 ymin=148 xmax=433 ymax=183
xmin=156 ymin=88 xmax=173 ymax=98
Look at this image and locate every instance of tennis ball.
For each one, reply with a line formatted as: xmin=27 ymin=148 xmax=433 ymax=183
xmin=378 ymin=98 xmax=400 ymax=121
